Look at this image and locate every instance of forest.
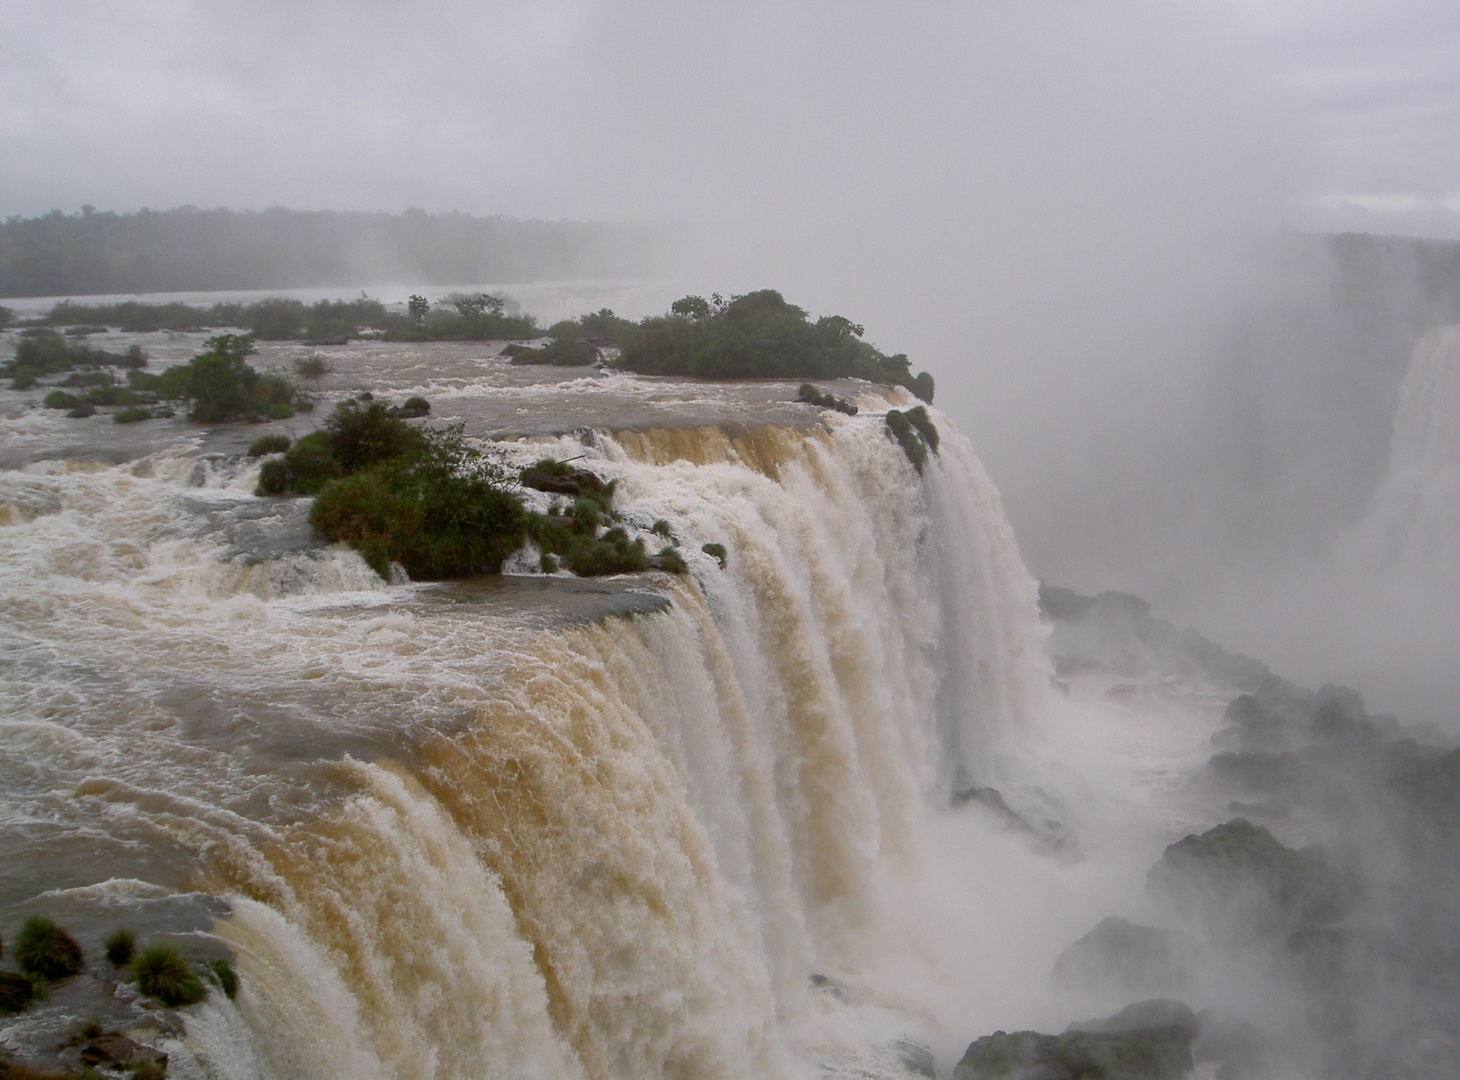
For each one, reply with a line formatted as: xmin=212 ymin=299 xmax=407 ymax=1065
xmin=0 ymin=206 xmax=663 ymax=297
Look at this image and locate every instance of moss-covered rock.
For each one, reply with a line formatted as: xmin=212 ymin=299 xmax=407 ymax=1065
xmin=954 ymin=1000 xmax=1197 ymax=1080
xmin=1147 ymin=819 xmax=1350 ymax=936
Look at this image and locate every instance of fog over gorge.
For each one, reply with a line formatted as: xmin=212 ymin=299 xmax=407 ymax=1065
xmin=4 ymin=3 xmax=1460 ymax=1080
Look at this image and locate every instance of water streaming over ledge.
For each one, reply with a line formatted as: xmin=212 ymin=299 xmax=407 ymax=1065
xmin=0 ymin=383 xmax=1081 ymax=1079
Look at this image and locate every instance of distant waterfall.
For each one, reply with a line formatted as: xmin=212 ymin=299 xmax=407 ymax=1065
xmin=0 ymin=406 xmax=1050 ymax=1080
xmin=1360 ymin=324 xmax=1460 ymax=577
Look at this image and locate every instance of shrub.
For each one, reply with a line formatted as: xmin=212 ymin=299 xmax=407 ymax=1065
xmin=323 ymin=400 xmax=425 ymax=473
xmin=67 ymin=404 xmax=97 ymax=419
xmin=650 ymin=519 xmax=673 ymax=539
xmin=0 ymin=972 xmax=34 ymax=1014
xmin=618 ymin=289 xmax=934 ymax=397
xmin=904 ymin=405 xmax=939 ymax=452
xmin=310 ymin=434 xmax=528 ymax=579
xmin=656 ymin=547 xmax=687 ymax=574
xmin=796 ymin=382 xmax=858 ymax=415
xmin=133 ymin=946 xmax=207 ymax=1007
xmin=256 ymin=432 xmax=342 ymax=495
xmin=15 ymin=918 xmax=83 ymax=980
xmin=885 ymin=409 xmax=928 ymax=472
xmin=563 ymin=527 xmax=649 ymax=577
xmin=540 ymin=551 xmax=559 ymax=574
xmin=702 ymin=542 xmax=728 ymax=569
xmin=104 ymin=930 xmax=135 ymax=968
xmin=248 ymin=434 xmax=291 ymax=457
xmin=113 ymin=406 xmax=153 ymax=424
xmin=293 ymin=354 xmax=330 ymax=380
xmin=43 ymin=391 xmax=83 ymax=410
xmin=156 ymin=334 xmax=297 ymax=422
xmin=208 ymin=958 xmax=239 ymax=999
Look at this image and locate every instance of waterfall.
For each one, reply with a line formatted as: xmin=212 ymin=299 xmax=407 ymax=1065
xmin=1361 ymin=324 xmax=1460 ymax=576
xmin=0 ymin=403 xmax=1053 ymax=1079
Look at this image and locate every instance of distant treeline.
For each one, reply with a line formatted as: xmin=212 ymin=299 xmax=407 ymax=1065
xmin=8 ymin=293 xmax=537 ymax=343
xmin=0 ymin=206 xmax=664 ymax=298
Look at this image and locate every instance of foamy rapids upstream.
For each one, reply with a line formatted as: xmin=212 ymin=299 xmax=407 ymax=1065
xmin=0 ymin=339 xmax=1234 ymax=1079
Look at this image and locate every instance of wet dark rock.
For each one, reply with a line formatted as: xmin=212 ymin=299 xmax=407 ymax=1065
xmin=0 ymin=972 xmax=34 ymax=1013
xmin=954 ymin=999 xmax=1196 ymax=1080
xmin=883 ymin=1036 xmax=935 ymax=1078
xmin=1052 ymin=917 xmax=1192 ymax=994
xmin=808 ymin=973 xmax=857 ymax=1003
xmin=78 ymin=1034 xmax=166 ymax=1070
xmin=1207 ymin=752 xmax=1299 ymax=794
xmin=952 ymin=785 xmax=1080 ymax=858
xmin=1037 ymin=585 xmax=1271 ymax=691
xmin=386 ymin=395 xmax=430 ymax=419
xmin=1193 ymin=1011 xmax=1271 ymax=1076
xmin=519 ymin=461 xmax=608 ymax=497
xmin=1226 ymin=797 xmax=1292 ymax=819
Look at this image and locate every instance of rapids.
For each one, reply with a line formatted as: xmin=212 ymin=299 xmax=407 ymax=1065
xmin=0 ymin=345 xmax=1228 ymax=1079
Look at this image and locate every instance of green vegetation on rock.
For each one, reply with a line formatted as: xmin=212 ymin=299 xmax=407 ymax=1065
xmin=133 ymin=946 xmax=207 ymax=1007
xmin=508 ymin=310 xmax=636 ymax=366
xmin=310 ymin=435 xmax=526 ymax=579
xmin=15 ymin=918 xmax=82 ymax=980
xmin=886 ymin=407 xmax=939 ymax=472
xmin=618 ymin=290 xmax=934 ymax=399
xmin=248 ymin=434 xmax=291 ymax=458
xmin=104 ymin=930 xmax=135 ymax=968
xmin=155 ymin=334 xmax=301 ymax=422
xmin=3 ymin=330 xmax=146 ymax=389
xmin=797 ymin=383 xmax=858 ymax=415
xmin=1147 ymin=818 xmax=1350 ymax=936
xmin=954 ymin=1000 xmax=1198 ymax=1080
xmin=208 ymin=958 xmax=239 ymax=999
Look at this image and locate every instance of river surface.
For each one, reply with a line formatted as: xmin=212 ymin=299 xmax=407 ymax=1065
xmin=0 ymin=335 xmax=1234 ymax=1080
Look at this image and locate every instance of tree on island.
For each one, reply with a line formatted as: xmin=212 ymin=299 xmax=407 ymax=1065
xmin=617 ymin=289 xmax=935 ymax=401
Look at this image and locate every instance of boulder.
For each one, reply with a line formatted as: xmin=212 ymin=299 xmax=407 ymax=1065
xmin=954 ymin=1000 xmax=1196 ymax=1080
xmin=79 ymin=1034 xmax=167 ymax=1070
xmin=0 ymin=972 xmax=34 ymax=1013
xmin=1147 ymin=819 xmax=1350 ymax=938
xmin=519 ymin=461 xmax=607 ymax=497
xmin=1052 ymin=917 xmax=1192 ymax=994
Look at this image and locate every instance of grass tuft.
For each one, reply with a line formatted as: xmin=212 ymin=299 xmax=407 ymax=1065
xmin=134 ymin=946 xmax=207 ymax=1007
xmin=104 ymin=929 xmax=135 ymax=968
xmin=16 ymin=918 xmax=83 ymax=980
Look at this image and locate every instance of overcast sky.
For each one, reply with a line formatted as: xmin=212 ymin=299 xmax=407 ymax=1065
xmin=2 ymin=0 xmax=1459 ymax=238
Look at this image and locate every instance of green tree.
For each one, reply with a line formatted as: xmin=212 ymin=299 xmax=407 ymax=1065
xmin=408 ymin=294 xmax=430 ymax=321
xmin=670 ymin=295 xmax=712 ymax=320
xmin=158 ymin=334 xmax=298 ymax=421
